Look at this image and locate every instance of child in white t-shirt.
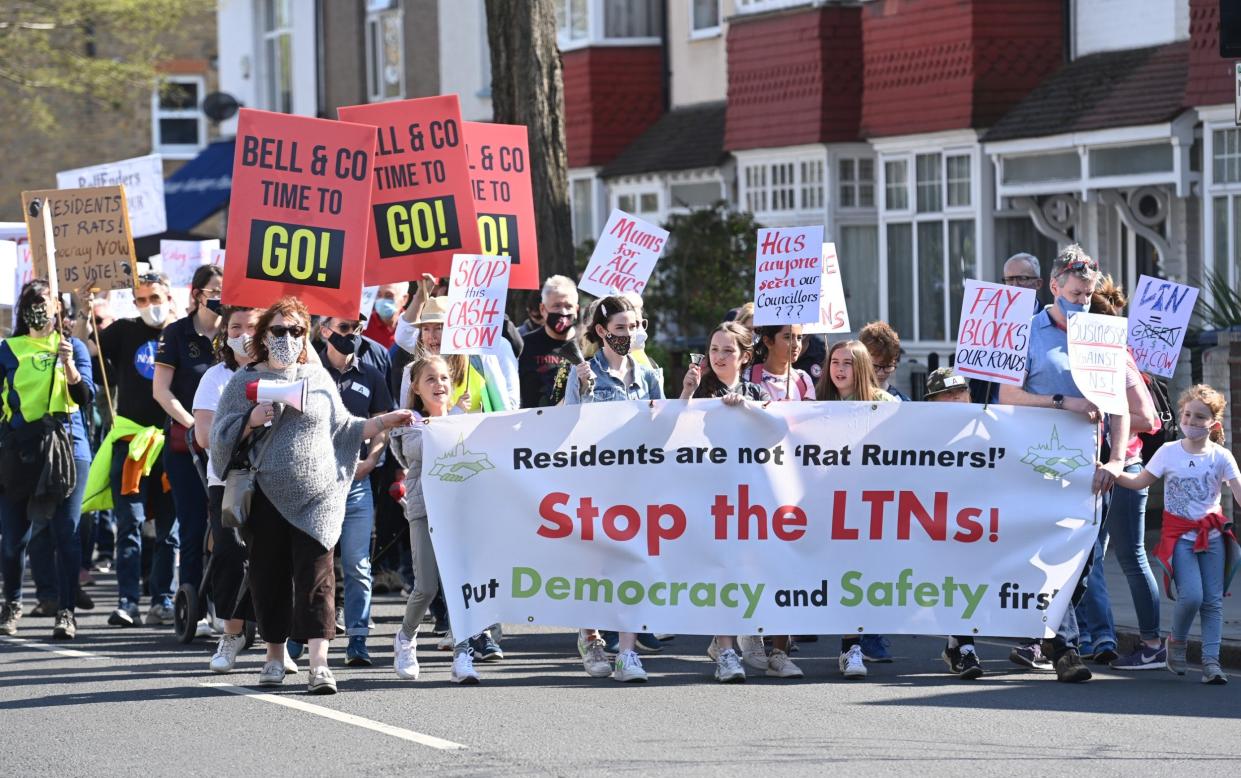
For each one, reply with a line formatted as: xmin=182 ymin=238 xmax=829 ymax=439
xmin=1116 ymin=384 xmax=1241 ymax=685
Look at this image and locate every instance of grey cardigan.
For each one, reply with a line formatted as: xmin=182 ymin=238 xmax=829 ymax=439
xmin=211 ymin=361 xmax=367 ymax=550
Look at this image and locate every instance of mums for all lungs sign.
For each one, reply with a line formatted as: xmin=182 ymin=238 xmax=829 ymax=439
xmin=419 ymin=400 xmax=1097 ymax=640
xmin=578 ymin=210 xmax=667 ymax=298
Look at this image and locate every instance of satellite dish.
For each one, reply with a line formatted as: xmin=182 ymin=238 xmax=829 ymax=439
xmin=202 ymin=91 xmax=241 ymax=122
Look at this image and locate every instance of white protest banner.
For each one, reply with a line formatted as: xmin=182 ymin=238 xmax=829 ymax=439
xmin=108 ymin=288 xmax=140 ymax=320
xmin=753 ymin=225 xmax=824 ymax=326
xmin=159 ymin=239 xmax=220 ymax=289
xmin=209 ymin=248 xmax=226 ymax=267
xmin=418 ymin=400 xmax=1097 ymax=640
xmin=953 ymin=280 xmax=1036 ymax=386
xmin=578 ymin=209 xmax=668 ymax=298
xmin=16 ymin=244 xmax=33 ymax=294
xmin=441 ymin=254 xmax=511 ymax=355
xmin=0 ymin=240 xmax=16 ymax=306
xmin=802 ymin=242 xmax=850 ymax=335
xmin=57 ymin=154 xmax=167 ymax=238
xmin=1067 ymin=312 xmax=1129 ymax=416
xmin=1127 ymin=274 xmax=1198 ymax=378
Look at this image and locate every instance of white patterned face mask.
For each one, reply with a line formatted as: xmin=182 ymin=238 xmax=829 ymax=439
xmin=227 ymin=334 xmax=252 ymax=359
xmin=264 ymin=334 xmax=300 ymax=368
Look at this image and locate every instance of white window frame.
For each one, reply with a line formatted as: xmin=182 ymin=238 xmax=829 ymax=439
xmin=735 ymin=145 xmax=828 ymax=227
xmin=557 ymin=0 xmax=663 ymax=50
xmin=610 ymin=177 xmax=664 ymax=224
xmin=875 ymin=132 xmax=984 ymax=348
xmin=735 ymin=0 xmax=813 ymax=15
xmin=1203 ymin=112 xmax=1241 ymax=292
xmin=150 ymin=74 xmax=206 ymax=160
xmin=260 ymin=0 xmax=293 ymax=113
xmin=365 ymin=1 xmax=405 ymax=103
xmin=835 ymin=153 xmax=877 ymax=212
xmin=569 ymin=169 xmax=604 ymax=245
xmin=690 ymin=0 xmax=722 ymax=39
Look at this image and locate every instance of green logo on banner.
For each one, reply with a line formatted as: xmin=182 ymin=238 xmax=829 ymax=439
xmin=1020 ymin=426 xmax=1091 ymax=479
xmin=430 ymin=436 xmax=494 ymax=483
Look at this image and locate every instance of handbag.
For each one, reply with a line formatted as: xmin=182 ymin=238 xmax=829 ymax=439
xmin=166 ymin=420 xmax=196 ymax=455
xmin=220 ymin=407 xmax=278 ymax=529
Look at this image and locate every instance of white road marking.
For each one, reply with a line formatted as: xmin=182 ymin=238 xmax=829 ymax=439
xmin=0 ymin=635 xmax=100 ymax=659
xmin=200 ymin=682 xmax=467 ymax=750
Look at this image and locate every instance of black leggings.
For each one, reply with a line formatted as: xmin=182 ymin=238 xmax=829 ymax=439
xmin=207 ymin=485 xmax=252 ymax=622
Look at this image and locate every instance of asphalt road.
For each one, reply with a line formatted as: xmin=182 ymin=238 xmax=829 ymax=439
xmin=2 ymin=575 xmax=1239 ymax=777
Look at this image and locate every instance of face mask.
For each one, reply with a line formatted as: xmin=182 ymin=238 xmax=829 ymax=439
xmin=1180 ymin=422 xmax=1211 ymax=440
xmin=328 ymin=331 xmax=358 ymax=356
xmin=227 ymin=334 xmax=252 ymax=359
xmin=632 ymin=328 xmax=648 ymax=350
xmin=264 ymin=334 xmax=300 ymax=368
xmin=204 ymin=298 xmax=223 ymax=315
xmin=546 ymin=311 xmax=573 ymax=334
xmin=1056 ymin=297 xmax=1089 ymax=317
xmin=373 ymin=298 xmax=397 ymax=320
xmin=22 ymin=302 xmax=50 ymax=332
xmin=139 ymin=305 xmax=166 ymax=328
xmin=603 ymin=332 xmax=632 ymax=357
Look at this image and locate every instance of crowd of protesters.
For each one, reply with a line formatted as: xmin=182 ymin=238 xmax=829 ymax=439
xmin=1 ymin=243 xmax=1237 ymax=693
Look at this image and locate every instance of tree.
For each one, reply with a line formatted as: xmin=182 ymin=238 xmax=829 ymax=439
xmin=484 ymin=0 xmax=575 ymax=290
xmin=0 ymin=1 xmax=215 ymax=129
xmin=645 ymin=203 xmax=762 ymax=348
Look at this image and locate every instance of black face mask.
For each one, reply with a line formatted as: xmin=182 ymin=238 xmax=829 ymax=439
xmin=603 ymin=331 xmax=632 ymax=357
xmin=328 ymin=331 xmax=358 ymax=356
xmin=204 ymin=298 xmax=223 ymax=314
xmin=546 ymin=311 xmax=573 ymax=334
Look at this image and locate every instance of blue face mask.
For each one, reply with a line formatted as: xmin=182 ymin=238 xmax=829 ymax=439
xmin=373 ymin=298 xmax=397 ymax=320
xmin=1056 ymin=296 xmax=1089 ymax=317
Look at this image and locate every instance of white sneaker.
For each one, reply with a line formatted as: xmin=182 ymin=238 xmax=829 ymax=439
xmin=437 ymin=631 xmax=455 ymax=651
xmin=578 ymin=636 xmax=613 ymax=678
xmin=612 ymin=649 xmax=648 ymax=683
xmin=283 ymin=647 xmax=298 ymax=674
xmin=714 ymin=648 xmax=746 ymax=683
xmin=195 ymin=617 xmax=215 ymax=639
xmin=209 ymin=632 xmax=245 ymax=674
xmin=393 ymin=630 xmax=419 ymax=680
xmin=706 ymin=637 xmax=720 ymax=662
xmin=451 ymin=650 xmax=480 ymax=684
xmin=839 ymin=645 xmax=868 ymax=679
xmin=737 ymin=635 xmax=768 ymax=671
xmin=258 ymin=659 xmax=286 ymax=686
xmin=766 ymin=648 xmax=805 ymax=679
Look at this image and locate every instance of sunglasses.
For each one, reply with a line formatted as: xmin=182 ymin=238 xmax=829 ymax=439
xmin=1060 ymin=259 xmax=1097 ymax=274
xmin=138 ymin=272 xmax=165 ymax=284
xmin=268 ymin=325 xmax=306 ymax=338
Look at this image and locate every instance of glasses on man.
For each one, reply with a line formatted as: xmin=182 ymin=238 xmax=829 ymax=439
xmin=1003 ymin=275 xmax=1041 ymax=287
xmin=874 ymin=363 xmax=898 ymax=374
xmin=269 ymin=325 xmax=306 ymax=338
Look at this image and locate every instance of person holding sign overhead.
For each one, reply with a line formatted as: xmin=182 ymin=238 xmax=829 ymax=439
xmin=564 ymin=295 xmax=664 ymax=683
xmin=997 ymin=245 xmax=1130 ymax=683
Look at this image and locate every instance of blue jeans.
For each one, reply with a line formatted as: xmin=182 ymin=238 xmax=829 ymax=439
xmin=163 ymin=446 xmax=208 ymax=591
xmin=28 ymin=523 xmax=58 ymax=602
xmin=111 ymin=440 xmax=178 ymax=607
xmin=340 ymin=478 xmax=374 ymax=637
xmin=0 ymin=458 xmax=89 ymax=610
xmin=1171 ymin=533 xmax=1225 ymax=661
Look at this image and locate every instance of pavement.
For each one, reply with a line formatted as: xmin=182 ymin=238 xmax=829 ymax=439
xmin=2 ymin=571 xmax=1240 ymax=776
xmin=1100 ymin=536 xmax=1241 ymax=667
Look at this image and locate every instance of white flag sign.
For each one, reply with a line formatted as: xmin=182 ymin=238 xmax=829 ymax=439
xmin=802 ymin=242 xmax=850 ymax=335
xmin=1067 ymin=311 xmax=1129 ymax=416
xmin=57 ymin=154 xmax=167 ymax=238
xmin=578 ymin=210 xmax=668 ymax=299
xmin=1127 ymin=274 xmax=1197 ymax=379
xmin=753 ymin=225 xmax=824 ymax=326
xmin=953 ymin=280 xmax=1036 ymax=386
xmin=441 ymin=254 xmax=511 ymax=355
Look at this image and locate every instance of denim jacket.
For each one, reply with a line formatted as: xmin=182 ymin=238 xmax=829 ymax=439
xmin=563 ymin=351 xmax=664 ymax=405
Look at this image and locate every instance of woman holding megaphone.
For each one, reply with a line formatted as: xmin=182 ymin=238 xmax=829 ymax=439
xmin=211 ymin=297 xmax=413 ymax=695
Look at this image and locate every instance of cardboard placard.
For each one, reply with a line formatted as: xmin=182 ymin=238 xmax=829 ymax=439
xmin=1067 ymin=311 xmax=1129 ymax=416
xmin=441 ymin=254 xmax=511 ymax=355
xmin=57 ymin=154 xmax=167 ymax=238
xmin=464 ymin=121 xmax=539 ymax=290
xmin=160 ymin=239 xmax=221 ymax=289
xmin=953 ymin=279 xmax=1036 ymax=386
xmin=752 ymin=225 xmax=824 ymax=326
xmin=578 ymin=209 xmax=668 ymax=298
xmin=1127 ymin=274 xmax=1198 ymax=379
xmin=338 ymin=95 xmax=480 ymax=283
xmin=21 ymin=186 xmax=135 ymax=294
xmin=802 ymin=242 xmax=850 ymax=335
xmin=222 ymin=108 xmax=378 ymax=320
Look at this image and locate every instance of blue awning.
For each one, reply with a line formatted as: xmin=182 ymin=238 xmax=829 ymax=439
xmin=164 ymin=139 xmax=234 ymax=231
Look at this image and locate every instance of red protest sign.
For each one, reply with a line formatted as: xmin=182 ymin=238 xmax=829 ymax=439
xmin=464 ymin=121 xmax=539 ymax=290
xmin=338 ymin=95 xmax=480 ymax=284
xmin=222 ymin=108 xmax=377 ymax=320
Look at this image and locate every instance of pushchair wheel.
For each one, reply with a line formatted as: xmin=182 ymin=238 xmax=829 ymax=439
xmin=174 ymin=583 xmax=199 ymax=644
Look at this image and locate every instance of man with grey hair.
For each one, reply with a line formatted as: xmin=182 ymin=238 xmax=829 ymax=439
xmin=518 ymin=275 xmax=582 ymax=407
xmin=1002 ymin=252 xmax=1043 ymax=294
xmin=998 ymin=244 xmax=1130 ymax=683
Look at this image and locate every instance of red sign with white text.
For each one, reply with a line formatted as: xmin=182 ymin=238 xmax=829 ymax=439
xmin=338 ymin=95 xmax=480 ymax=284
xmin=222 ymin=108 xmax=377 ymax=320
xmin=464 ymin=121 xmax=539 ymax=290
